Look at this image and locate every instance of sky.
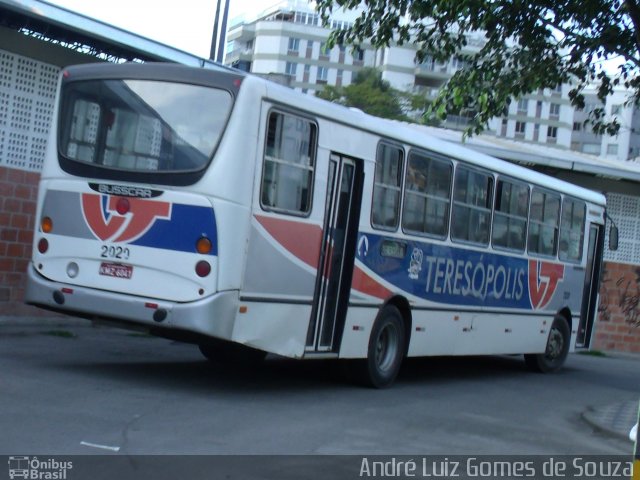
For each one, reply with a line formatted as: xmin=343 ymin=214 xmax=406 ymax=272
xmin=45 ymin=0 xmax=279 ymax=58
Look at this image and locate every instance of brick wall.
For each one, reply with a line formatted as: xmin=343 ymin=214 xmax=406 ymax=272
xmin=0 ymin=166 xmax=45 ymax=316
xmin=594 ymin=261 xmax=640 ymax=354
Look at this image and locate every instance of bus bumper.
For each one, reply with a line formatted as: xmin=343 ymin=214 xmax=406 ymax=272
xmin=24 ymin=265 xmax=238 ymax=341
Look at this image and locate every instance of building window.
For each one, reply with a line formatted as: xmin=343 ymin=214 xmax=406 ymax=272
xmin=354 ymin=47 xmax=365 ymax=62
xmin=261 ymin=111 xmax=316 ymax=215
xmin=547 ymin=126 xmax=558 ymax=139
xmin=492 ymin=178 xmax=529 ymax=251
xmin=316 ymin=66 xmax=328 ymax=83
xmin=582 ymin=143 xmax=601 ymax=154
xmin=372 ymin=143 xmax=403 ymax=230
xmin=549 ymin=103 xmax=560 ymax=117
xmin=452 ymin=56 xmax=469 ymax=70
xmin=285 ymin=62 xmax=297 ymax=79
xmin=517 ymin=98 xmax=528 ymax=113
xmin=294 ymin=12 xmax=319 ymax=26
xmin=319 ymin=42 xmax=331 ymax=58
xmin=288 ymin=37 xmax=300 ymax=54
xmin=515 ymin=121 xmax=526 ymax=136
xmin=331 ymin=20 xmax=352 ymax=30
xmin=607 ymin=144 xmax=619 ymax=155
xmin=402 ymin=151 xmax=452 ymax=238
xmin=573 ymin=122 xmax=581 ymax=131
xmin=451 ymin=166 xmax=493 ymax=245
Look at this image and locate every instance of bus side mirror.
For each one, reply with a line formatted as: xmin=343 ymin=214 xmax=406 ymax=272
xmin=609 ymin=225 xmax=619 ymax=251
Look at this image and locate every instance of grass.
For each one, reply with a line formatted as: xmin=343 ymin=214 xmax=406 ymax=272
xmin=577 ymin=349 xmax=607 ymax=357
xmin=41 ymin=330 xmax=77 ymax=339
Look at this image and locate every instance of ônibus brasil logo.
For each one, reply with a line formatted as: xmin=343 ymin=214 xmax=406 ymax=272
xmin=81 ymin=193 xmax=171 ymax=243
xmin=8 ymin=456 xmax=72 ymax=480
xmin=528 ymin=260 xmax=564 ymax=310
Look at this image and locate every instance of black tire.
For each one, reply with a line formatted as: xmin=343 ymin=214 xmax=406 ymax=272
xmin=198 ymin=338 xmax=266 ymax=366
xmin=347 ymin=305 xmax=406 ymax=388
xmin=524 ymin=316 xmax=570 ymax=373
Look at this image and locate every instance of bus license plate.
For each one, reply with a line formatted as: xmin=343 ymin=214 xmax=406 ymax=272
xmin=99 ymin=262 xmax=133 ymax=279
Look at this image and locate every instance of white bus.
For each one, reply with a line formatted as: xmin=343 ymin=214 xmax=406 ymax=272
xmin=26 ymin=63 xmax=614 ymax=387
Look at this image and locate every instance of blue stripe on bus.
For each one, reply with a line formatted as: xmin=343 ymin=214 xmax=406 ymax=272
xmin=130 ymin=203 xmax=218 ymax=255
xmin=357 ymin=233 xmax=564 ymax=310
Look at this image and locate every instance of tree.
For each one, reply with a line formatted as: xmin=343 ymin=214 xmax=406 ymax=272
xmin=316 ymin=0 xmax=640 ymax=136
xmin=316 ymin=67 xmax=409 ymax=120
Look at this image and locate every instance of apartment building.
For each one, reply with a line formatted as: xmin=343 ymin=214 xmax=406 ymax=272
xmin=225 ymin=0 xmax=640 ymax=162
xmin=225 ymin=2 xmax=366 ymax=93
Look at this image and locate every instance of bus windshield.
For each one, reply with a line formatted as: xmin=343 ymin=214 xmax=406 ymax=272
xmin=59 ymin=79 xmax=233 ymax=173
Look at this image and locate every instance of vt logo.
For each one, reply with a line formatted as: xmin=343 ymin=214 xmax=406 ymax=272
xmin=528 ymin=260 xmax=565 ymax=310
xmin=81 ymin=193 xmax=171 ymax=242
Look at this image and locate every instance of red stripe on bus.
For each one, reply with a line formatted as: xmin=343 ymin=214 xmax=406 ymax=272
xmin=256 ymin=215 xmax=322 ymax=269
xmin=352 ymin=266 xmax=392 ymax=299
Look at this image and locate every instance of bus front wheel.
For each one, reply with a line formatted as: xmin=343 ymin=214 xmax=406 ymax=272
xmin=524 ymin=316 xmax=570 ymax=373
xmin=347 ymin=305 xmax=406 ymax=388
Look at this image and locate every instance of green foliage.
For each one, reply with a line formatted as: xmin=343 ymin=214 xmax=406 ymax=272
xmin=316 ymin=67 xmax=409 ymax=120
xmin=316 ymin=0 xmax=640 ymax=137
xmin=42 ymin=330 xmax=77 ymax=339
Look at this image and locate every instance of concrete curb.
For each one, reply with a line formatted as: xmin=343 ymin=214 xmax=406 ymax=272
xmin=582 ymin=400 xmax=639 ymax=441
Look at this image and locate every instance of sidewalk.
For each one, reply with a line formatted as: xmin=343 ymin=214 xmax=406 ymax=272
xmin=582 ymin=399 xmax=639 ymax=441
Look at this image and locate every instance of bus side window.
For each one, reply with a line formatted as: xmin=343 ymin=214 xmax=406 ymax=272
xmin=372 ymin=143 xmax=403 ymax=230
xmin=492 ymin=178 xmax=529 ymax=251
xmin=451 ymin=165 xmax=493 ymax=245
xmin=528 ymin=189 xmax=560 ymax=256
xmin=261 ymin=111 xmax=316 ymax=215
xmin=402 ymin=151 xmax=452 ymax=238
xmin=559 ymin=198 xmax=585 ymax=262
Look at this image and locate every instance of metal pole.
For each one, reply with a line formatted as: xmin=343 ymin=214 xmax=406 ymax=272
xmin=209 ymin=0 xmax=222 ymax=61
xmin=216 ymin=0 xmax=230 ymax=63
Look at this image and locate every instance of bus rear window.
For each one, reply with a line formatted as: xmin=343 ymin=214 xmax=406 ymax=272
xmin=60 ymin=79 xmax=233 ymax=173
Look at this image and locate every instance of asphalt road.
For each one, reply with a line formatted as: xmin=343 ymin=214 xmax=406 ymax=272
xmin=0 ymin=319 xmax=637 ymax=455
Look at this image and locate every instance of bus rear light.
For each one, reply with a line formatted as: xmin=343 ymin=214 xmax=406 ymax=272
xmin=145 ymin=302 xmax=158 ymax=309
xmin=116 ymin=197 xmax=130 ymax=215
xmin=61 ymin=288 xmax=74 ymax=294
xmin=195 ymin=260 xmax=211 ymax=277
xmin=196 ymin=237 xmax=212 ymax=254
xmin=38 ymin=238 xmax=49 ymax=254
xmin=41 ymin=217 xmax=53 ymax=233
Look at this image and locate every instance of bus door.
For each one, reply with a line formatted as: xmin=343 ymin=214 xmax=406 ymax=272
xmin=306 ymin=153 xmax=363 ymax=353
xmin=576 ymin=223 xmax=604 ymax=348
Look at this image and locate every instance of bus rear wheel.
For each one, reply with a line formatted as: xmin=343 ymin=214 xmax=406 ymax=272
xmin=199 ymin=338 xmax=267 ymax=366
xmin=347 ymin=305 xmax=406 ymax=388
xmin=525 ymin=316 xmax=570 ymax=373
